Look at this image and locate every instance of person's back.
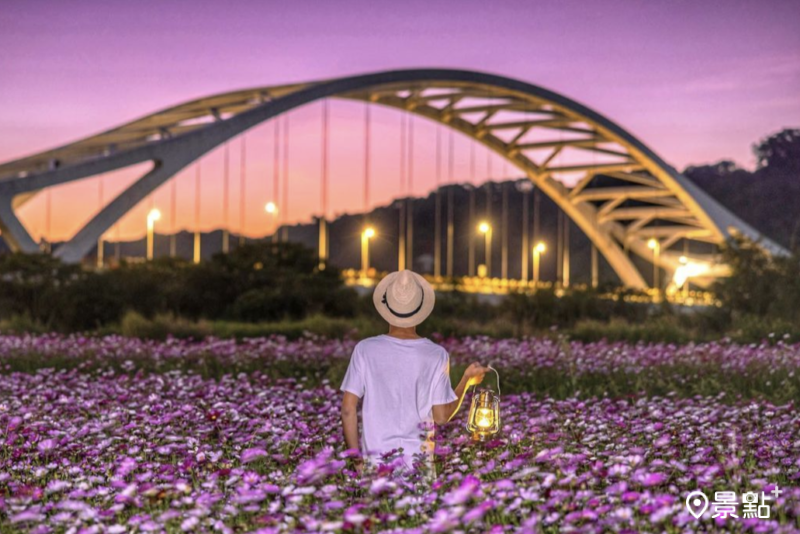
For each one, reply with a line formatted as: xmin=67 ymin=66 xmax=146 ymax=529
xmin=340 ymin=334 xmax=457 ymax=470
xmin=339 ymin=270 xmax=489 ymax=477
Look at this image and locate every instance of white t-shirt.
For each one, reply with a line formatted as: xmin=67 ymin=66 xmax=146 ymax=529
xmin=339 ymin=334 xmax=458 ymax=470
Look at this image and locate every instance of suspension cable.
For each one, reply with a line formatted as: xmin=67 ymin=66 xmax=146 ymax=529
xmin=408 ymin=114 xmax=414 ymax=193
xmin=436 ymin=126 xmax=442 ymax=186
xmin=195 ymin=163 xmax=201 ymax=229
xmin=470 ymin=140 xmax=476 ymax=183
xmin=406 ymin=113 xmax=414 ymax=266
xmin=364 ymin=102 xmax=370 ymax=212
xmin=239 ymin=135 xmax=247 ymax=246
xmin=273 ymin=119 xmax=281 ymax=218
xmin=194 ymin=162 xmax=201 ymax=263
xmin=98 ymin=176 xmax=105 ymax=265
xmin=400 ymin=112 xmax=406 ymax=195
xmin=435 ymin=125 xmax=442 ymax=277
xmin=447 ymin=129 xmax=455 ymax=278
xmin=223 ymin=141 xmax=230 ymax=241
xmin=170 ymin=170 xmax=177 ymax=255
xmin=45 ymin=190 xmax=51 ymax=250
xmin=321 ymin=100 xmax=329 ymax=218
xmin=282 ymin=114 xmax=290 ymax=241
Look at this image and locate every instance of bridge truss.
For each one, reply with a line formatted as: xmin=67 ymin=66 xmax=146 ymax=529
xmin=0 ymin=69 xmax=783 ymax=289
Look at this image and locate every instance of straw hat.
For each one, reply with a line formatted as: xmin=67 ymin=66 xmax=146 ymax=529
xmin=372 ymin=270 xmax=436 ymax=327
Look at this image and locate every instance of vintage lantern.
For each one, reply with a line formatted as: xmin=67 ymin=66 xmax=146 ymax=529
xmin=466 ymin=365 xmax=501 ymax=441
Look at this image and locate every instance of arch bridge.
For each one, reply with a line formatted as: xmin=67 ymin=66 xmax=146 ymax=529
xmin=0 ymin=69 xmax=783 ymax=289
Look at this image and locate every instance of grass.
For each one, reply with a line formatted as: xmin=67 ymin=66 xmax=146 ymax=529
xmin=2 ymin=339 xmax=798 ymax=404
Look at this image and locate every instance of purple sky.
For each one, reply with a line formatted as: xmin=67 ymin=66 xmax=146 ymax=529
xmin=1 ymin=0 xmax=799 ymax=241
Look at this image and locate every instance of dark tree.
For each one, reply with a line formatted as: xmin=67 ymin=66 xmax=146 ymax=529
xmin=754 ymin=128 xmax=800 ymax=175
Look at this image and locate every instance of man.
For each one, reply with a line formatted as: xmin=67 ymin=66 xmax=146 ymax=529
xmin=340 ymin=269 xmax=489 ymax=477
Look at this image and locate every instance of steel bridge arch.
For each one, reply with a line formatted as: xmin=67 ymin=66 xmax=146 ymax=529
xmin=0 ymin=69 xmax=784 ymax=288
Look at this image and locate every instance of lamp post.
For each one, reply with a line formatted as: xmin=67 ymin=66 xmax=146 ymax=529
xmin=648 ymin=238 xmax=661 ymax=299
xmin=318 ymin=216 xmax=327 ymax=271
xmin=146 ymin=208 xmax=161 ymax=260
xmin=478 ymin=221 xmax=492 ymax=278
xmin=533 ymin=241 xmax=546 ymax=287
xmin=361 ymin=227 xmax=375 ymax=278
xmin=265 ymin=202 xmax=278 ymax=242
xmin=678 ymin=255 xmax=689 ymax=300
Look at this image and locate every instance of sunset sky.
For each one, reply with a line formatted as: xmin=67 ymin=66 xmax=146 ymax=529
xmin=1 ymin=0 xmax=798 ymax=241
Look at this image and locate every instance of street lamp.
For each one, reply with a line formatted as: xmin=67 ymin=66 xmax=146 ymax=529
xmin=478 ymin=221 xmax=492 ymax=278
xmin=648 ymin=238 xmax=661 ymax=298
xmin=678 ymin=255 xmax=689 ymax=299
xmin=146 ymin=208 xmax=161 ymax=260
xmin=533 ymin=241 xmax=546 ymax=287
xmin=265 ymin=202 xmax=278 ymax=242
xmin=361 ymin=227 xmax=376 ymax=278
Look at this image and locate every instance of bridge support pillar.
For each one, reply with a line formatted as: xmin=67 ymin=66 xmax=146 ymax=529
xmin=0 ymin=194 xmax=39 ymax=253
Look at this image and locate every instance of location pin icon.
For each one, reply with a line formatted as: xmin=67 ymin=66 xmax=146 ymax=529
xmin=686 ymin=490 xmax=709 ymax=519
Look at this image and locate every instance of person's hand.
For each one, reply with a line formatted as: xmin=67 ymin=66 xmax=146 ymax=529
xmin=463 ymin=362 xmax=490 ymax=387
xmin=354 ymin=456 xmax=365 ymax=475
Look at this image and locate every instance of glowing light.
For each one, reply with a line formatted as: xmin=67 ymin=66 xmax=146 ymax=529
xmin=146 ymin=208 xmax=161 ymax=261
xmin=647 ymin=238 xmax=659 ymax=250
xmin=534 ymin=242 xmax=546 ymax=254
xmin=478 ymin=222 xmax=491 ymax=234
xmin=475 ymin=407 xmax=495 ymax=428
xmin=673 ymin=260 xmax=709 ymax=288
xmin=363 ymin=227 xmax=375 ymax=239
xmin=265 ymin=202 xmax=277 ymax=214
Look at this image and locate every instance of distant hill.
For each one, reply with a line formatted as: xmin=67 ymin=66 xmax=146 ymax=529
xmin=685 ymin=163 xmax=798 ymax=249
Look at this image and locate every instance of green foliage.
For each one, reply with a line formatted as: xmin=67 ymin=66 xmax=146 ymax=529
xmin=119 ymin=311 xmax=211 ymax=340
xmin=0 ymin=252 xmax=84 ymax=328
xmin=115 ymin=311 xmax=385 ymax=341
xmin=3 ymin=234 xmax=799 ymax=346
xmin=568 ymin=317 xmax=692 ymax=344
xmin=0 ymin=314 xmax=48 ymax=334
xmin=0 ymin=243 xmax=358 ymax=332
xmin=714 ymin=236 xmax=800 ymax=323
xmin=728 ymin=315 xmax=800 ymax=345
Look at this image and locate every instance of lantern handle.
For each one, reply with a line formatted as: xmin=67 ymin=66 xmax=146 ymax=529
xmin=487 ymin=364 xmax=500 ymax=397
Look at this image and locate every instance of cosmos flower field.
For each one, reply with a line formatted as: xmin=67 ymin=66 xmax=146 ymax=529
xmin=1 ymin=334 xmax=799 ymax=533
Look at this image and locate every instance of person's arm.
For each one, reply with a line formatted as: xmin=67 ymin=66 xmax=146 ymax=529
xmin=432 ymin=362 xmax=488 ymax=425
xmin=340 ymin=344 xmax=366 ymax=471
xmin=341 ymin=392 xmax=360 ymax=451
